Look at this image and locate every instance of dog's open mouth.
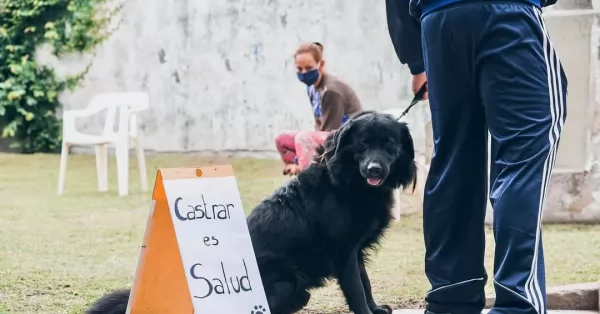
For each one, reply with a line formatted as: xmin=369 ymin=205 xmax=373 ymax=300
xmin=366 ymin=177 xmax=383 ymax=186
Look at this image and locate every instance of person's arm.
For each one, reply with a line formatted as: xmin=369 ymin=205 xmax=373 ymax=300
xmin=385 ymin=0 xmax=424 ymax=75
xmin=319 ymin=91 xmax=345 ymax=131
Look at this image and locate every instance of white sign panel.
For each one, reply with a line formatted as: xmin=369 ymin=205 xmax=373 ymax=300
xmin=163 ymin=176 xmax=270 ymax=314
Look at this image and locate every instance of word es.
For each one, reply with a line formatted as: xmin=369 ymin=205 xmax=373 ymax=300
xmin=203 ymin=236 xmax=219 ymax=247
xmin=190 ymin=259 xmax=253 ymax=299
xmin=174 ymin=195 xmax=233 ymax=221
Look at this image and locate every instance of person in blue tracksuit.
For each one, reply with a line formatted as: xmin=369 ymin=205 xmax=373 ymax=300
xmin=386 ymin=0 xmax=568 ymax=313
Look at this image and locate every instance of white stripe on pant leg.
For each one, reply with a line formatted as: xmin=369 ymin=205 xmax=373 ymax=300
xmin=534 ymin=36 xmax=559 ymax=314
xmin=552 ymin=49 xmax=568 ymax=153
xmin=524 ymin=8 xmax=553 ymax=313
xmin=523 ymin=7 xmax=565 ymax=314
xmin=534 ymin=13 xmax=560 ymax=313
xmin=553 ymin=40 xmax=567 ymax=136
xmin=534 ymin=18 xmax=568 ymax=313
xmin=534 ymin=11 xmax=567 ymax=314
xmin=538 ymin=11 xmax=567 ymax=146
xmin=526 ymin=8 xmax=558 ymax=314
xmin=425 ymin=277 xmax=486 ymax=296
xmin=527 ymin=15 xmax=552 ymax=312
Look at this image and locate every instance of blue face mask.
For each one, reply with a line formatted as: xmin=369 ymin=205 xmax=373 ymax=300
xmin=297 ymin=68 xmax=320 ymax=86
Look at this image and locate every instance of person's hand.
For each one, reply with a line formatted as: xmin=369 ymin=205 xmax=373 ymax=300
xmin=283 ymin=164 xmax=301 ymax=176
xmin=412 ymin=72 xmax=428 ymax=100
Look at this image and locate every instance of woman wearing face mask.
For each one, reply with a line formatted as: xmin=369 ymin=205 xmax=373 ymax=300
xmin=275 ymin=42 xmax=363 ymax=176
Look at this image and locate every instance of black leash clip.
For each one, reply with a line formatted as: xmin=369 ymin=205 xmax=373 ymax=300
xmin=397 ymin=82 xmax=427 ymax=121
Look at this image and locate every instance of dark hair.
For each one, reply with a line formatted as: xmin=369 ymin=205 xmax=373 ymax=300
xmin=294 ymin=42 xmax=324 ymax=62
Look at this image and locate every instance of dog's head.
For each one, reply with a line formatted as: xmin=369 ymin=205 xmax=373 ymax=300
xmin=317 ymin=111 xmax=417 ymax=190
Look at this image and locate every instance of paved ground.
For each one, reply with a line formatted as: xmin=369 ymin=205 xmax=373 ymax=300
xmin=393 ymin=311 xmax=598 ymax=314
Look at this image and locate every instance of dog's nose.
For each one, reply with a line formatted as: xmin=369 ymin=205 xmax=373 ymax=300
xmin=367 ymin=162 xmax=383 ymax=177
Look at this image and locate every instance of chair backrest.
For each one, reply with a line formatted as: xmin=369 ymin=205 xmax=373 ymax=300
xmin=86 ymin=92 xmax=150 ymax=137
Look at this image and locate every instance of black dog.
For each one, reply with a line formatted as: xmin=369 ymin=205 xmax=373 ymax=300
xmin=86 ymin=111 xmax=417 ymax=314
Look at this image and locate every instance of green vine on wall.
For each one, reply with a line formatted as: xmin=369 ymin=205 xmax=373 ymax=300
xmin=0 ymin=0 xmax=121 ymax=153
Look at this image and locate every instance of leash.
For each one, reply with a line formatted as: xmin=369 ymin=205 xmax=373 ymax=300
xmin=397 ymin=82 xmax=428 ymax=121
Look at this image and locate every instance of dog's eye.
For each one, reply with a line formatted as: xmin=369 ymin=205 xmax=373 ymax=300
xmin=359 ymin=142 xmax=368 ymax=149
xmin=385 ymin=141 xmax=399 ymax=154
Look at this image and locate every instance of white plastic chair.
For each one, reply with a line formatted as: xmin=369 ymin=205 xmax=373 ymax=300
xmin=57 ymin=92 xmax=150 ymax=197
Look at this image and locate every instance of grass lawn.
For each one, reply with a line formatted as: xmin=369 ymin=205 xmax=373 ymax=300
xmin=0 ymin=152 xmax=599 ymax=314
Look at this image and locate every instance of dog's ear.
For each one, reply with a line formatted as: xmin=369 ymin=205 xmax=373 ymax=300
xmin=390 ymin=122 xmax=418 ymax=191
xmin=397 ymin=122 xmax=415 ymax=161
xmin=318 ymin=122 xmax=354 ymax=163
xmin=331 ymin=122 xmax=353 ymax=158
xmin=319 ymin=121 xmax=357 ymax=186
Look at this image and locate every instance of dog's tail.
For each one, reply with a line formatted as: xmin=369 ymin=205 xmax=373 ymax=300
xmin=85 ymin=289 xmax=130 ymax=314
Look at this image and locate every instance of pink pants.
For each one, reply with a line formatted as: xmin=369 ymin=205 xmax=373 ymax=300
xmin=275 ymin=131 xmax=330 ymax=169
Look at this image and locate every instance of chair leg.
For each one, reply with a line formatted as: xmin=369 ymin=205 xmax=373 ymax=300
xmin=57 ymin=142 xmax=69 ymax=195
xmin=135 ymin=137 xmax=148 ymax=192
xmin=414 ymin=161 xmax=429 ymax=212
xmin=115 ymin=141 xmax=129 ymax=197
xmin=392 ymin=188 xmax=402 ymax=222
xmin=95 ymin=144 xmax=109 ymax=192
xmin=392 ymin=161 xmax=428 ymax=221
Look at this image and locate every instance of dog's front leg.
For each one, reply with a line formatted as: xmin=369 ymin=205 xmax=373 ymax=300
xmin=336 ymin=253 xmax=372 ymax=314
xmin=358 ymin=255 xmax=392 ymax=314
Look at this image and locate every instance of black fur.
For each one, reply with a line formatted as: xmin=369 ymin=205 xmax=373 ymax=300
xmin=86 ymin=289 xmax=130 ymax=314
xmin=85 ymin=111 xmax=417 ymax=314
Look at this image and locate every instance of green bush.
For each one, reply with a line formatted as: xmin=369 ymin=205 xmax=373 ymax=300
xmin=0 ymin=0 xmax=119 ymax=153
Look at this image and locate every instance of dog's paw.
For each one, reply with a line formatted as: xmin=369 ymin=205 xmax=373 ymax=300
xmin=371 ymin=304 xmax=392 ymax=314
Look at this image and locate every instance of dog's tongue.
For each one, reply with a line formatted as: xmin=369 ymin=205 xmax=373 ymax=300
xmin=367 ymin=178 xmax=382 ymax=186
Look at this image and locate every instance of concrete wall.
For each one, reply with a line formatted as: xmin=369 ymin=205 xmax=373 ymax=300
xmin=40 ymin=0 xmax=431 ymax=157
xmin=41 ymin=0 xmax=600 ymax=222
xmin=540 ymin=11 xmax=600 ymax=223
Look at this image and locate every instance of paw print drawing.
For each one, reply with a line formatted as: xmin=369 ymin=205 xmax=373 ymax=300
xmin=251 ymin=305 xmax=267 ymax=314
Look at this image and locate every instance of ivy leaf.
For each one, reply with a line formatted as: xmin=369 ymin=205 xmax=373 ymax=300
xmin=47 ymin=90 xmax=57 ymax=101
xmin=26 ymin=96 xmax=37 ymax=106
xmin=7 ymin=90 xmax=25 ymax=101
xmin=2 ymin=122 xmax=18 ymax=138
xmin=25 ymin=112 xmax=35 ymax=122
xmin=9 ymin=64 xmax=23 ymax=74
xmin=44 ymin=30 xmax=59 ymax=40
